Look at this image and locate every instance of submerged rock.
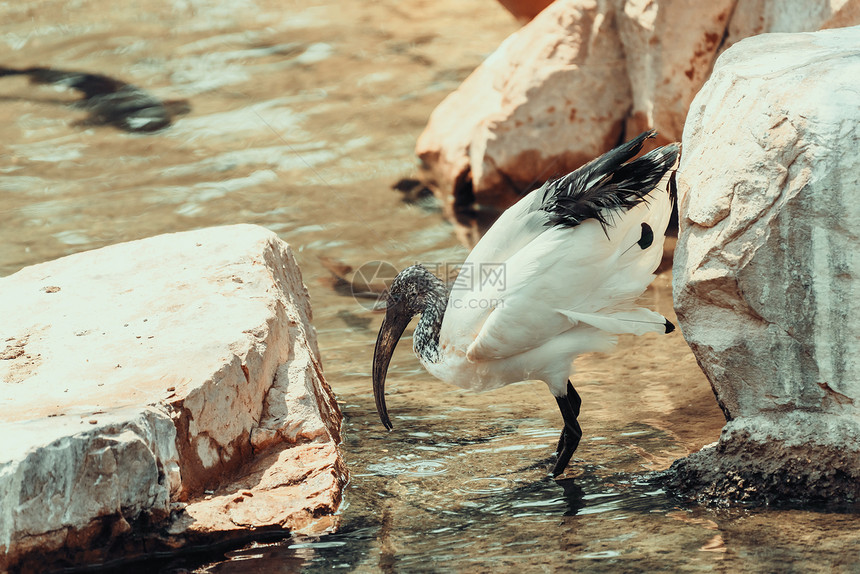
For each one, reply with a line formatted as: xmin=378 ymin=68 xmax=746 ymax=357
xmin=0 ymin=224 xmax=347 ymax=571
xmin=670 ymin=26 xmax=860 ymax=504
xmin=418 ymin=0 xmax=860 ymax=244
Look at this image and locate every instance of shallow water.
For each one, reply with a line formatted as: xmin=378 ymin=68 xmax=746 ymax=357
xmin=2 ymin=1 xmax=859 ymax=572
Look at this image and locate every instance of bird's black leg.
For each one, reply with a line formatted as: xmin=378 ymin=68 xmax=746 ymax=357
xmin=567 ymin=380 xmax=582 ymax=417
xmin=552 ymin=380 xmax=582 ymax=477
xmin=555 ymin=381 xmax=582 ymax=451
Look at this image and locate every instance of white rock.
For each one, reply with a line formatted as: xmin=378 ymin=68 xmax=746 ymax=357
xmin=0 ymin=224 xmax=346 ymax=569
xmin=671 ymin=26 xmax=860 ymax=503
xmin=416 ymin=0 xmax=631 ymax=244
xmin=617 ymin=0 xmax=735 ymax=143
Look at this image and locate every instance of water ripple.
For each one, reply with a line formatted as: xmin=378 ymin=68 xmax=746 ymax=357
xmin=453 ymin=477 xmax=513 ymax=496
xmin=365 ymin=458 xmax=448 ymax=477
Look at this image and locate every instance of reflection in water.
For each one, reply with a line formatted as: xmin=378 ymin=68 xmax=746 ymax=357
xmin=2 ymin=0 xmax=860 ymax=572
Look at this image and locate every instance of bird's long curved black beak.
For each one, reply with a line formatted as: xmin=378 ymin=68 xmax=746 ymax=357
xmin=372 ymin=305 xmax=411 ymax=430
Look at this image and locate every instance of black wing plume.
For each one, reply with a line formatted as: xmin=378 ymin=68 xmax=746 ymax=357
xmin=541 ymin=130 xmax=679 ymax=232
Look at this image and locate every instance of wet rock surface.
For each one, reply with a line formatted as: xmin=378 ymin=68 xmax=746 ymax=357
xmin=0 ymin=224 xmax=346 ymax=571
xmin=671 ymin=26 xmax=860 ymax=504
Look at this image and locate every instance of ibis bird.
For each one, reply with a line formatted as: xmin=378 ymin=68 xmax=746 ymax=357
xmin=372 ymin=131 xmax=679 ymax=477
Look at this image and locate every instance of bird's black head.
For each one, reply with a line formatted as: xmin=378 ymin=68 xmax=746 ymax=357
xmin=385 ymin=264 xmax=438 ymax=315
xmin=372 ymin=264 xmax=442 ymax=430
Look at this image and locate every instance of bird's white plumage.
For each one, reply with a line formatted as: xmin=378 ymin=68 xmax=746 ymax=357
xmin=423 ymin=155 xmax=675 ymax=397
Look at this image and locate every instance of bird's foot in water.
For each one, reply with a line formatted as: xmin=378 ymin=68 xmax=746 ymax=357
xmin=552 ymin=429 xmax=582 ymax=476
xmin=550 ymin=457 xmax=585 ymax=479
xmin=551 ymin=427 xmax=584 ymax=477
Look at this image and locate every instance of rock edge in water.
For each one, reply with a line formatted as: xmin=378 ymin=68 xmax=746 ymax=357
xmin=664 ymin=415 xmax=860 ymax=506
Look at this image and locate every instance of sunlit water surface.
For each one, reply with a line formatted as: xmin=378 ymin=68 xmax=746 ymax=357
xmin=1 ymin=1 xmax=858 ymax=572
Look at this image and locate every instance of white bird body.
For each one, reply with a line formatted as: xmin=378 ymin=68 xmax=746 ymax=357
xmin=423 ymin=325 xmax=615 ymax=394
xmin=423 ymin=147 xmax=673 ymax=397
xmin=373 ymin=131 xmax=679 ymax=476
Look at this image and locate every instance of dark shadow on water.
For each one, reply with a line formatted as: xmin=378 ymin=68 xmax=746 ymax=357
xmin=335 ymin=309 xmax=373 ymax=331
xmin=55 ymin=531 xmax=301 ymax=574
xmin=0 ymin=66 xmax=189 ymax=133
xmin=556 ymin=477 xmax=587 ymax=516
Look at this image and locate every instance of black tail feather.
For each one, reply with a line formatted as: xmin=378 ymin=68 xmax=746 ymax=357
xmin=541 ymin=130 xmax=679 ymax=232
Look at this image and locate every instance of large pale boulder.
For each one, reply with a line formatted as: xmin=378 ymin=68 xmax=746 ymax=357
xmin=617 ymin=0 xmax=735 ymax=143
xmin=417 ymin=0 xmax=631 ymax=245
xmin=419 ymin=0 xmax=860 ymax=243
xmin=669 ymin=26 xmax=860 ymax=503
xmin=0 ymin=225 xmax=347 ymax=571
